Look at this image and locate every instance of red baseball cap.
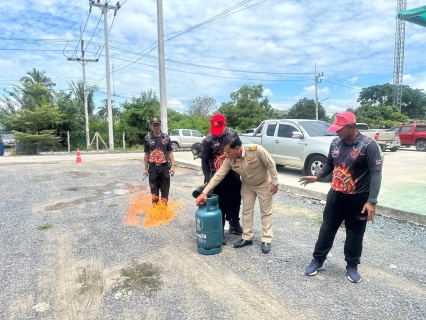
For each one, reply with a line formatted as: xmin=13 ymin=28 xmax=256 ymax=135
xmin=327 ymin=112 xmax=356 ymax=132
xmin=210 ymin=114 xmax=226 ymax=135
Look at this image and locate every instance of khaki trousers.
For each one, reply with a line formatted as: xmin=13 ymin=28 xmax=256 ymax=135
xmin=240 ymin=177 xmax=273 ymax=243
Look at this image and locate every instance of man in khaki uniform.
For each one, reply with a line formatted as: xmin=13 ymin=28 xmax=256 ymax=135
xmin=195 ymin=135 xmax=279 ymax=254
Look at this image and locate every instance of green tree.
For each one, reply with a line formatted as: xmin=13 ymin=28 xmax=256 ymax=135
xmin=287 ymin=98 xmax=329 ymax=121
xmin=187 ymin=95 xmax=216 ymax=118
xmin=352 ymin=104 xmax=409 ymax=128
xmin=358 ymin=83 xmax=426 ymax=119
xmin=69 ymin=81 xmax=98 ymax=115
xmin=96 ymin=99 xmax=121 ymax=119
xmin=117 ymin=90 xmax=161 ymax=146
xmin=20 ymin=68 xmax=56 ymax=89
xmin=217 ymin=84 xmax=274 ymax=131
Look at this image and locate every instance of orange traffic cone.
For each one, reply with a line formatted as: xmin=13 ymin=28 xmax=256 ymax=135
xmin=76 ymin=148 xmax=82 ymax=164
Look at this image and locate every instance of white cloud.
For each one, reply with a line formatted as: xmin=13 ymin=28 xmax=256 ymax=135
xmin=403 ymin=73 xmax=426 ymax=92
xmin=263 ymin=88 xmax=273 ymax=97
xmin=167 ymin=99 xmax=186 ymax=113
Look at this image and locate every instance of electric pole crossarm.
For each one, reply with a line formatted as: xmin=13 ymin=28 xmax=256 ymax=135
xmin=67 ymin=58 xmax=99 ymax=62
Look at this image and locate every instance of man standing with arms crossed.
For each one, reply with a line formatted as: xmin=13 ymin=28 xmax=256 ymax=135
xmin=299 ymin=111 xmax=382 ymax=283
xmin=196 ymin=135 xmax=279 ymax=254
xmin=201 ymin=114 xmax=242 ymax=245
xmin=143 ymin=117 xmax=175 ymax=205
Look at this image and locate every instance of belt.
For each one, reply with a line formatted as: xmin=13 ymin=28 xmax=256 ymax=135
xmin=150 ymin=162 xmax=167 ymax=166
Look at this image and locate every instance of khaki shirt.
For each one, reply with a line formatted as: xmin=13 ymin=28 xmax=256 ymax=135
xmin=204 ymin=144 xmax=278 ymax=194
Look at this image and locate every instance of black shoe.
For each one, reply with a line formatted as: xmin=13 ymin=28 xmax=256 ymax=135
xmin=233 ymin=239 xmax=253 ymax=248
xmin=346 ymin=266 xmax=362 ymax=283
xmin=261 ymin=242 xmax=271 ymax=254
xmin=305 ymin=259 xmax=324 ymax=276
xmin=229 ymin=222 xmax=243 ymax=235
xmin=222 ymin=231 xmax=227 ymax=245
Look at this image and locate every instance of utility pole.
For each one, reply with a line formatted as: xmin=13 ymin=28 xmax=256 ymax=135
xmin=90 ymin=0 xmax=121 ymax=151
xmin=314 ymin=64 xmax=323 ymax=120
xmin=157 ymin=0 xmax=168 ymax=133
xmin=68 ymin=40 xmax=98 ymax=150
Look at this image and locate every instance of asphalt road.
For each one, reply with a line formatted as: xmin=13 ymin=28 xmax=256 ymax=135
xmin=0 ymin=152 xmax=425 ymax=319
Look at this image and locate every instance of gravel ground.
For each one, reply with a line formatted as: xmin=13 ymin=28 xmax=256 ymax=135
xmin=0 ymin=155 xmax=425 ymax=320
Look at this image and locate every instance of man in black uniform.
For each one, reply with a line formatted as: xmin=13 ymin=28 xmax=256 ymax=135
xmin=201 ymin=114 xmax=242 ymax=244
xmin=299 ymin=112 xmax=382 ymax=283
xmin=143 ymin=117 xmax=175 ymax=204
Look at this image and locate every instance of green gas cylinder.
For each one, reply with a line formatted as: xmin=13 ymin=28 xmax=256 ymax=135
xmin=195 ymin=194 xmax=222 ymax=255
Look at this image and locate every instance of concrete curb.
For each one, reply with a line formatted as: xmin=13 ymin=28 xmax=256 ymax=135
xmin=175 ymin=161 xmax=426 ymax=227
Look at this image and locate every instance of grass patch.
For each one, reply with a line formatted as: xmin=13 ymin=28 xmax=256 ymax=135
xmin=310 ymin=215 xmax=323 ymax=226
xmin=115 ymin=262 xmax=163 ymax=296
xmin=37 ymin=223 xmax=53 ymax=230
xmin=108 ymin=203 xmax=119 ymax=207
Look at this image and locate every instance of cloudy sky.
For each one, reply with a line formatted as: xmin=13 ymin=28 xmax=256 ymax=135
xmin=1 ymin=0 xmax=425 ymax=116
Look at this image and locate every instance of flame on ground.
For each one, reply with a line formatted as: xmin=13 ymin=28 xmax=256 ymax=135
xmin=126 ymin=193 xmax=182 ymax=228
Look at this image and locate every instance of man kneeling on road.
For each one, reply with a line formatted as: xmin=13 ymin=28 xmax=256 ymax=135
xmin=195 ymin=136 xmax=279 ymax=254
xmin=299 ymin=111 xmax=382 ymax=283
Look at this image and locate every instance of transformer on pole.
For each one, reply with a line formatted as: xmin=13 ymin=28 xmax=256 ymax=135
xmin=393 ymin=0 xmax=407 ymax=111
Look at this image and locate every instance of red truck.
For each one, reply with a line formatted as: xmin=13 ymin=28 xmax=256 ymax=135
xmin=389 ymin=124 xmax=426 ymax=151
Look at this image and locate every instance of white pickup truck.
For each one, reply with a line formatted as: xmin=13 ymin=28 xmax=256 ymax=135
xmin=355 ymin=123 xmax=400 ymax=152
xmin=169 ymin=129 xmax=204 ymax=150
xmin=239 ymin=119 xmax=337 ymax=179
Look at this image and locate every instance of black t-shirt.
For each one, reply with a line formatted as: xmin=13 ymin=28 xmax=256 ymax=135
xmin=201 ymin=128 xmax=238 ymax=173
xmin=326 ymin=133 xmax=382 ymax=194
xmin=144 ymin=132 xmax=172 ymax=164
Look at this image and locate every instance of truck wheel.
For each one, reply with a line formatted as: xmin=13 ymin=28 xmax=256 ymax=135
xmin=380 ymin=145 xmax=387 ymax=152
xmin=307 ymin=155 xmax=331 ymax=181
xmin=390 ymin=147 xmax=398 ymax=152
xmin=415 ymin=140 xmax=426 ymax=151
xmin=171 ymin=142 xmax=179 ymax=151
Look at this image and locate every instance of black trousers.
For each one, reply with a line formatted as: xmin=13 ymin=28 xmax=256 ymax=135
xmin=148 ymin=163 xmax=170 ymax=203
xmin=213 ymin=171 xmax=242 ymax=227
xmin=313 ymin=189 xmax=369 ymax=267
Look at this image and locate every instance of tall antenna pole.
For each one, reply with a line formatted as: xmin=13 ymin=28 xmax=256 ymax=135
xmin=157 ymin=0 xmax=168 ymax=133
xmin=393 ymin=0 xmax=407 ymax=112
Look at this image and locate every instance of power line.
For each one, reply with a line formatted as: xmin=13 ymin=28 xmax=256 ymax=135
xmin=0 ymin=37 xmax=79 ymax=42
xmin=322 ymin=79 xmax=363 ymax=91
xmin=323 ymin=73 xmax=366 ymax=88
xmin=165 ymin=0 xmax=262 ymax=41
xmin=84 ymin=13 xmax=104 ymax=53
xmin=101 ymin=0 xmax=268 ymax=77
xmin=88 ymin=52 xmax=313 ymax=82
xmin=71 ymin=11 xmax=92 ymax=59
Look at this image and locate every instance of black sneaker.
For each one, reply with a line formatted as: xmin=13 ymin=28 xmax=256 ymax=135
xmin=229 ymin=222 xmax=243 ymax=235
xmin=305 ymin=259 xmax=324 ymax=276
xmin=222 ymin=231 xmax=227 ymax=246
xmin=346 ymin=266 xmax=361 ymax=283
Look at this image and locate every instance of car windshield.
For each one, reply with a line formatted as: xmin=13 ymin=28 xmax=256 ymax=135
xmin=298 ymin=121 xmax=336 ymax=137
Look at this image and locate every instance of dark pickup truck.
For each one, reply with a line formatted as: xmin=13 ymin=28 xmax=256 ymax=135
xmin=389 ymin=124 xmax=426 ymax=151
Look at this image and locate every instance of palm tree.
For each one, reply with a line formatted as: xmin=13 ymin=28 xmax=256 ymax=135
xmin=20 ymin=68 xmax=56 ymax=89
xmin=96 ymin=99 xmax=121 ymax=119
xmin=69 ymin=81 xmax=98 ymax=115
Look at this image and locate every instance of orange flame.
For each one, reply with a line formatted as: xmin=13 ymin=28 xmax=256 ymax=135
xmin=126 ymin=193 xmax=182 ymax=228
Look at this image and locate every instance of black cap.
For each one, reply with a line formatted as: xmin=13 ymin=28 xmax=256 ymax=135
xmin=191 ymin=142 xmax=202 ymax=160
xmin=150 ymin=117 xmax=161 ymax=124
